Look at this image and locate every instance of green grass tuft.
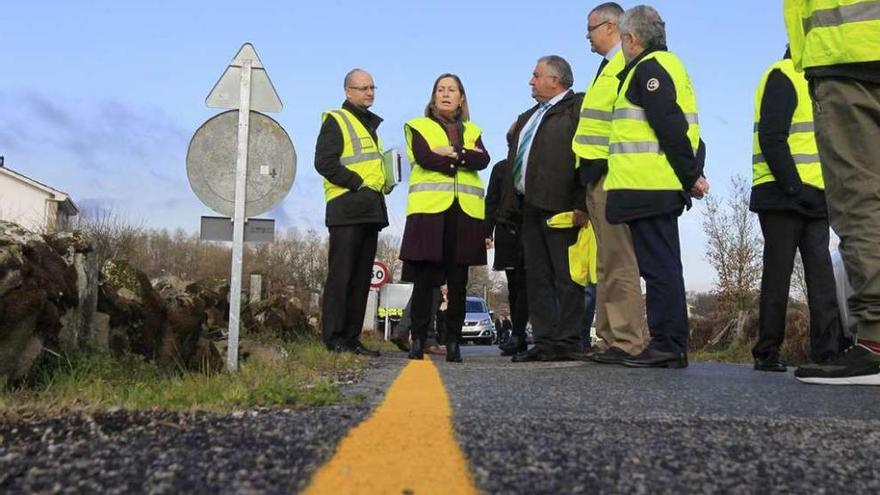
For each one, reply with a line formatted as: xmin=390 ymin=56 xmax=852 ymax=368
xmin=0 ymin=337 xmax=368 ymax=415
xmin=690 ymin=339 xmax=754 ymax=364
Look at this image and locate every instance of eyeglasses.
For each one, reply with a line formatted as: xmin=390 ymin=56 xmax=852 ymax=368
xmin=585 ymin=20 xmax=612 ymax=37
xmin=347 ymin=85 xmax=377 ymax=92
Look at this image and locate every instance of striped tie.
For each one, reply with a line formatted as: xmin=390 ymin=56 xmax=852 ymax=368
xmin=512 ymin=102 xmax=551 ymax=190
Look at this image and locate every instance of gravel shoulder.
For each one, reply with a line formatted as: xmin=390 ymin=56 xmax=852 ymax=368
xmin=0 ymin=356 xmax=406 ymax=494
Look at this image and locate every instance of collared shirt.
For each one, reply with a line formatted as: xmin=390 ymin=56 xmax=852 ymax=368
xmin=605 ymin=42 xmax=622 ymax=62
xmin=515 ymin=89 xmax=573 ymax=193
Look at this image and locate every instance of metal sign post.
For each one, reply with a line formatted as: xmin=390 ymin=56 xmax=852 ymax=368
xmin=370 ymin=261 xmax=390 ymax=340
xmin=186 ymin=42 xmax=295 ymax=371
xmin=226 ymin=59 xmax=252 ymax=372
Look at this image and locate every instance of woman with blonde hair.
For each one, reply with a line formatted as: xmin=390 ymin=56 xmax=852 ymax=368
xmin=400 ymin=73 xmax=490 ymax=362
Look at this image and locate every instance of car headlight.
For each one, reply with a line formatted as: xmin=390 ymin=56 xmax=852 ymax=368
xmin=481 ymin=318 xmax=493 ymax=329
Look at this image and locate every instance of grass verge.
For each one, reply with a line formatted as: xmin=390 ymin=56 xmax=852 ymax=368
xmin=690 ymin=340 xmax=754 ymax=364
xmin=0 ymin=337 xmax=370 ymax=417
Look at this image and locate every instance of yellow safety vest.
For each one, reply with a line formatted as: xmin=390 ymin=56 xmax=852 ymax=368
xmin=752 ymin=59 xmax=824 ymax=189
xmin=546 ymin=212 xmax=598 ymax=287
xmin=605 ymin=51 xmax=701 ymax=192
xmin=404 ymin=117 xmax=485 ymax=220
xmin=572 ymin=49 xmax=627 ymax=160
xmin=321 ymin=109 xmax=385 ymax=202
xmin=785 ymin=0 xmax=880 ymax=71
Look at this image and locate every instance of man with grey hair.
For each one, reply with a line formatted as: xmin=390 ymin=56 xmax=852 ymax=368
xmin=604 ymin=6 xmax=709 ymax=368
xmin=500 ymin=55 xmax=589 ymax=362
xmin=314 ymin=68 xmax=388 ymax=356
xmin=573 ymin=2 xmax=649 ymax=365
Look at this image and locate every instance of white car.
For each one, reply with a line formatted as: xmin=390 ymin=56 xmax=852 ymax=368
xmin=460 ymin=296 xmax=495 ymax=345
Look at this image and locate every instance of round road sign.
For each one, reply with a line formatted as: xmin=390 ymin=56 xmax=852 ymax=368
xmin=186 ymin=110 xmax=296 ymax=217
xmin=371 ymin=261 xmax=390 ymax=288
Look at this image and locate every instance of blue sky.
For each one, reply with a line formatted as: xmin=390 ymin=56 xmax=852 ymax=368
xmin=1 ymin=1 xmax=791 ymax=291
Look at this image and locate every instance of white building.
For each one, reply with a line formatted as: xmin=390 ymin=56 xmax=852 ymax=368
xmin=0 ymin=157 xmax=78 ymax=232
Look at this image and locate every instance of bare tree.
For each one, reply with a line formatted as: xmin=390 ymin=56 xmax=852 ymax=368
xmin=790 ymin=252 xmax=808 ymax=304
xmin=72 ymin=209 xmax=146 ymax=265
xmin=701 ymin=175 xmax=763 ymax=317
xmin=466 ymin=266 xmax=507 ymax=310
xmin=375 ymin=234 xmax=402 ymax=282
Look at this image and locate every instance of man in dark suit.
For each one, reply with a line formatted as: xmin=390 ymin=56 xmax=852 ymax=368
xmin=485 ymin=158 xmax=528 ymax=356
xmin=500 ymin=55 xmax=589 ymax=362
xmin=314 ymin=68 xmax=387 ymax=356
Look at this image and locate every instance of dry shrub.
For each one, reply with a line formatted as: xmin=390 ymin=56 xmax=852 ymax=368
xmin=690 ymin=307 xmax=811 ymax=364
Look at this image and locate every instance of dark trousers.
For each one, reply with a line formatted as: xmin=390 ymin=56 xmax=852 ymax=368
xmin=394 ymin=289 xmax=442 ymax=345
xmin=581 ymin=283 xmax=597 ymax=351
xmin=410 ymin=263 xmax=468 ymax=343
xmin=409 ymin=205 xmax=469 ymax=344
xmin=628 ymin=214 xmax=688 ymax=354
xmin=321 ymin=224 xmax=379 ymax=344
xmin=753 ymin=210 xmax=843 ymax=362
xmin=505 ymin=267 xmax=528 ymax=342
xmin=521 ymin=203 xmax=585 ymax=353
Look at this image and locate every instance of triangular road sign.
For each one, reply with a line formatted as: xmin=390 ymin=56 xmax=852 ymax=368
xmin=206 ymin=42 xmax=283 ymax=113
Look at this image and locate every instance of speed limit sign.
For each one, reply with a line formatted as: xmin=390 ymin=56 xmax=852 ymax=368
xmin=371 ymin=261 xmax=390 ymax=288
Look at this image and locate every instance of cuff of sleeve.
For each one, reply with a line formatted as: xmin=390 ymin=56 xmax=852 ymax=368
xmin=350 ymin=176 xmax=365 ymax=191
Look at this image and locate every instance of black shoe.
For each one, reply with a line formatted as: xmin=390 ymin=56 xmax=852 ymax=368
xmin=446 ymin=341 xmax=463 ymax=363
xmin=408 ymin=338 xmax=424 ymax=360
xmin=512 ymin=347 xmax=550 ymax=363
xmin=325 ymin=340 xmax=347 ymax=353
xmin=499 ymin=336 xmax=527 ymax=356
xmin=592 ymin=346 xmax=635 ymax=365
xmin=346 ymin=340 xmax=380 ymax=357
xmin=795 ymin=344 xmax=880 ymax=385
xmin=390 ymin=335 xmax=410 ymax=352
xmin=622 ymin=348 xmax=688 ymax=369
xmin=754 ymin=357 xmax=787 ymax=372
xmin=554 ymin=348 xmax=593 ymax=362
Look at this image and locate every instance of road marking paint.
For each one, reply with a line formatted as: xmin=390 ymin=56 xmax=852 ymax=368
xmin=302 ymin=360 xmax=477 ymax=495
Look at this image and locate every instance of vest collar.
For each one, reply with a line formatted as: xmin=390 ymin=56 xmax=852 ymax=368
xmin=342 ymin=100 xmax=383 ymax=130
xmin=616 ymin=46 xmax=668 ymax=86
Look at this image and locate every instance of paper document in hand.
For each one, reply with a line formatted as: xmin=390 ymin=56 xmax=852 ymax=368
xmin=382 ymin=149 xmax=402 ymax=192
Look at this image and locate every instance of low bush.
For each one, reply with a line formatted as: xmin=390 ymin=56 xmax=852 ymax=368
xmin=690 ymin=307 xmax=812 ymax=365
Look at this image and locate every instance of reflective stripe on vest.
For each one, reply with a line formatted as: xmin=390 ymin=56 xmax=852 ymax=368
xmin=751 ymin=58 xmax=824 ymax=189
xmin=786 ymin=0 xmax=880 ymax=70
xmin=752 ymin=153 xmax=822 ymax=164
xmin=611 ymin=107 xmax=699 ymax=125
xmin=572 ymin=50 xmax=626 ymax=160
xmin=605 ymin=51 xmax=700 ymax=192
xmin=408 ymin=182 xmax=485 ymax=198
xmin=752 ymin=122 xmax=815 ymax=133
xmin=803 ymin=1 xmax=880 ymax=32
xmin=404 ymin=117 xmax=485 ymax=219
xmin=321 ymin=109 xmax=385 ymax=202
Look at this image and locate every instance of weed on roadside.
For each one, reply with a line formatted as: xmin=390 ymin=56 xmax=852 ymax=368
xmin=0 ymin=338 xmax=368 ymax=416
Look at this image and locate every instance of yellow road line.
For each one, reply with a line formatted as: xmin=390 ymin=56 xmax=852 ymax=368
xmin=302 ymin=360 xmax=477 ymax=495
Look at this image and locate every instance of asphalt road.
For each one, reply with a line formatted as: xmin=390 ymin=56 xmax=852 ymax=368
xmin=445 ymin=345 xmax=880 ymax=494
xmin=3 ymin=346 xmax=880 ymax=494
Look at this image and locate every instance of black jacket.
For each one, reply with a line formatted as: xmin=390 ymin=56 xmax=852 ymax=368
xmin=314 ymin=100 xmax=389 ymax=228
xmin=499 ymin=90 xmax=586 ymax=225
xmin=749 ymin=61 xmax=827 ymax=218
xmin=485 ymin=160 xmax=520 ymax=270
xmin=606 ymin=48 xmax=706 ymax=224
